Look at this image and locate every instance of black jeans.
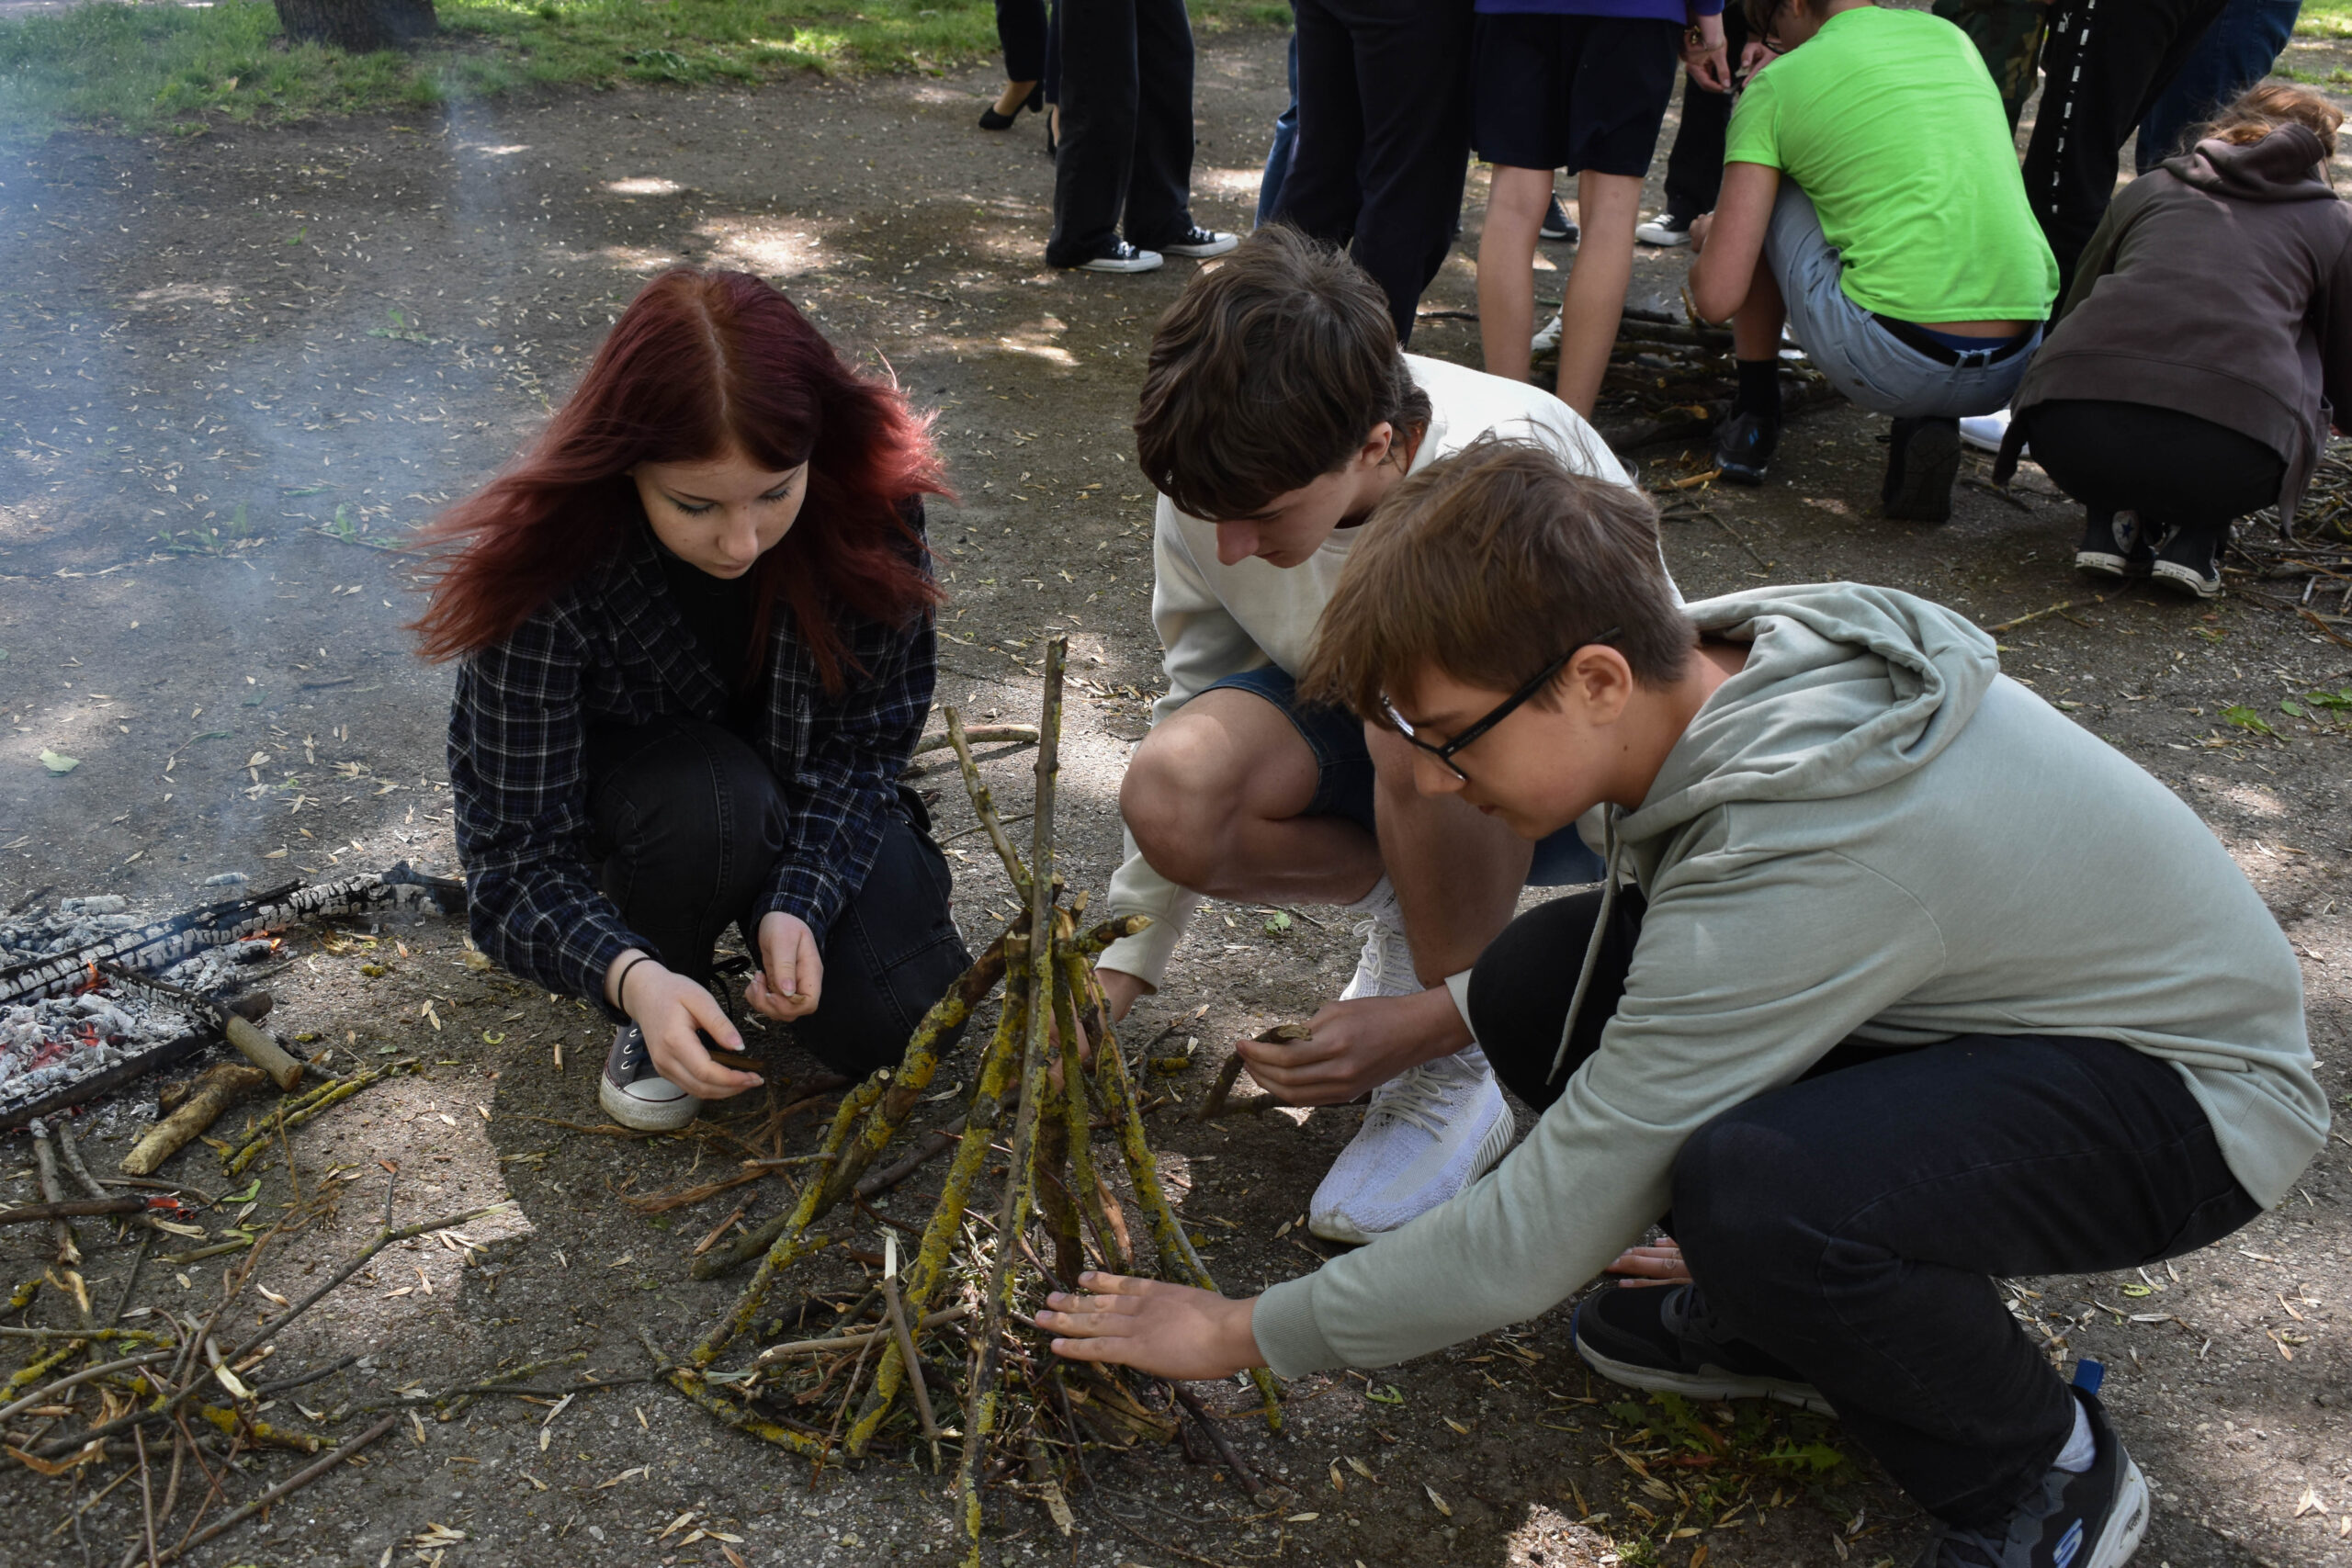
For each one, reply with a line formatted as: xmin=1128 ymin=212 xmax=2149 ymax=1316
xmin=1045 ymin=0 xmax=1198 ymax=265
xmin=1466 ymin=887 xmax=2261 ymax=1527
xmin=1659 ymin=3 xmax=1748 ymax=222
xmin=1272 ymin=0 xmax=1473 ymax=345
xmin=583 ymin=716 xmax=972 ymax=1080
xmin=2024 ymin=0 xmax=2231 ymax=299
xmin=2023 ymin=399 xmax=2286 ymax=554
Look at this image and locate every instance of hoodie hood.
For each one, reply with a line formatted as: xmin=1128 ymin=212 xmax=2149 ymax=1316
xmin=1620 ymin=583 xmax=1997 ymax=847
xmin=2163 ymin=125 xmax=2335 ymax=203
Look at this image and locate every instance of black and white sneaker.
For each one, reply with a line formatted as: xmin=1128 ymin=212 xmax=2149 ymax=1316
xmin=1913 ymin=1388 xmax=2149 ymax=1568
xmin=1070 ymin=240 xmax=1165 ymax=274
xmin=599 ymin=1023 xmax=701 ymax=1132
xmin=2151 ymin=525 xmax=2224 ymax=599
xmin=2075 ymin=510 xmax=2154 ymax=579
xmin=1541 ymin=197 xmax=1580 ymax=243
xmin=1154 ymin=226 xmax=1238 ymax=259
xmin=1714 ymin=411 xmax=1781 ymax=485
xmin=1572 ymin=1283 xmax=1833 ymax=1414
xmin=1636 ymin=210 xmax=1695 ymax=247
xmin=1883 ymin=416 xmax=1963 ymax=523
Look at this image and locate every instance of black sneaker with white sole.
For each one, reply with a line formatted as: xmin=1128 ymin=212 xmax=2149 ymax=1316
xmin=1913 ymin=1387 xmax=2149 ymax=1568
xmin=1152 ymin=226 xmax=1238 ymax=258
xmin=2075 ymin=510 xmax=2154 ymax=579
xmin=2151 ymin=525 xmax=2223 ymax=599
xmin=1541 ymin=197 xmax=1580 ymax=243
xmin=1572 ymin=1283 xmax=1833 ymax=1414
xmin=1883 ymin=416 xmax=1964 ymax=522
xmin=1714 ymin=411 xmax=1781 ymax=485
xmin=1064 ymin=240 xmax=1164 ymax=273
xmin=600 ymin=1022 xmax=701 ymax=1132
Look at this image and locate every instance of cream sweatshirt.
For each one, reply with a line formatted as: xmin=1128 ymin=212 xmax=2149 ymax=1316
xmin=1097 ymin=355 xmax=1633 ymax=987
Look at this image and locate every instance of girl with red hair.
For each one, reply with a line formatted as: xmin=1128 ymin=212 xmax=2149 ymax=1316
xmin=416 ymin=268 xmax=967 ymax=1131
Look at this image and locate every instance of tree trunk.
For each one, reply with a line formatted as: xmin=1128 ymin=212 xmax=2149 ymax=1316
xmin=274 ymin=0 xmax=437 ymax=52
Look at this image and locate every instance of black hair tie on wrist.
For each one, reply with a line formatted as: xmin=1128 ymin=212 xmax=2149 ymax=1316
xmin=614 ymin=953 xmax=658 ymax=1014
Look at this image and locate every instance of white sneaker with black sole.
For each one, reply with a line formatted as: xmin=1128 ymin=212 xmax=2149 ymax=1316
xmin=1635 ymin=211 xmax=1694 ymax=247
xmin=1156 ymin=226 xmax=1238 ymax=258
xmin=600 ymin=1022 xmax=701 ymax=1132
xmin=1307 ymin=1046 xmax=1517 ymax=1243
xmin=1076 ymin=240 xmax=1164 ymax=274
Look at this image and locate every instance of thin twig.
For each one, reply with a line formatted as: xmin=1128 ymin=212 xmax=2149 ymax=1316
xmin=1984 ymin=593 xmax=2110 ymax=634
xmin=1170 ymin=1383 xmax=1264 ymax=1498
xmin=135 ymin=1426 xmax=159 ymax=1568
xmin=149 ymin=1414 xmax=398 ymax=1565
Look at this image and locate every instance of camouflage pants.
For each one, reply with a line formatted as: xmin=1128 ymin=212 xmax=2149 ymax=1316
xmin=1933 ymin=0 xmax=2050 ymax=129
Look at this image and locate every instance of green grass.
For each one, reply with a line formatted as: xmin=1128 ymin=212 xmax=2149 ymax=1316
xmin=2297 ymin=0 xmax=2352 ymax=39
xmin=0 ymin=0 xmax=1291 ymax=141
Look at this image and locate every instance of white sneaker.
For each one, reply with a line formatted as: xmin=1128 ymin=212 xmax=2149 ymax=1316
xmin=1959 ymin=407 xmax=2012 ymax=452
xmin=1308 ymin=1047 xmax=1517 ymax=1243
xmin=1338 ymin=879 xmax=1418 ymax=1002
xmin=599 ymin=1023 xmax=701 ymax=1132
xmin=1532 ymin=313 xmax=1563 ymax=356
xmin=1635 ymin=211 xmax=1693 ymax=247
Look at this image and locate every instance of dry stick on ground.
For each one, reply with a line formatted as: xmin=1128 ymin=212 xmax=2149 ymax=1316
xmin=134 ymin=1425 xmax=159 ymax=1568
xmin=1169 ymin=1384 xmax=1264 ymax=1498
xmin=29 ymin=1120 xmax=81 ymax=1269
xmin=146 ymin=1414 xmax=398 ymax=1566
xmin=1984 ymin=593 xmax=2111 ymax=635
xmin=0 ymin=1197 xmax=151 ymax=1225
xmin=122 ymin=1062 xmax=266 ymax=1176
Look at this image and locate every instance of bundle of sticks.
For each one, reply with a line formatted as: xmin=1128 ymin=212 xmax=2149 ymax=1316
xmin=650 ymin=640 xmax=1281 ymax=1563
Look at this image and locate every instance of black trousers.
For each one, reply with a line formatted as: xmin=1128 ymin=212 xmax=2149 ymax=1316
xmin=1466 ymin=887 xmax=2260 ymax=1527
xmin=1659 ymin=3 xmax=1749 ymax=222
xmin=584 ymin=716 xmax=972 ymax=1080
xmin=1271 ymin=0 xmax=1474 ymax=346
xmin=995 ymin=0 xmax=1048 ymax=85
xmin=2024 ymin=0 xmax=2231 ymax=299
xmin=1045 ymin=0 xmax=1198 ymax=266
xmin=2023 ymin=399 xmax=2286 ymax=550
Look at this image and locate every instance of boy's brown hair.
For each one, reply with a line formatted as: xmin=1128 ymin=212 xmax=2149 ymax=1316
xmin=1301 ymin=437 xmax=1691 ymax=722
xmin=1134 ymin=224 xmax=1432 ymax=523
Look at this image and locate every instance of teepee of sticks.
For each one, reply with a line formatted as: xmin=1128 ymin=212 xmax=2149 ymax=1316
xmin=650 ymin=637 xmax=1282 ymax=1559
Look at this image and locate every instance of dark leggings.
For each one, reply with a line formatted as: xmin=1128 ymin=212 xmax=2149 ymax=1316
xmin=584 ymin=716 xmax=972 ymax=1079
xmin=1465 ymin=886 xmax=2259 ymax=1527
xmin=2023 ymin=398 xmax=2287 ymax=553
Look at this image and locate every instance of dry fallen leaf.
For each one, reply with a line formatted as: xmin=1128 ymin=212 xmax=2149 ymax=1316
xmin=1347 ymin=1456 xmax=1378 ymax=1483
xmin=1424 ymin=1483 xmax=1452 ymax=1517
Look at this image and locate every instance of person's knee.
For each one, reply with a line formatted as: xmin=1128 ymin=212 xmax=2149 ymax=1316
xmin=1670 ymin=1110 xmax=1814 ymax=1284
xmin=1119 ymin=728 xmax=1250 ymax=890
xmin=593 ymin=725 xmax=785 ymax=893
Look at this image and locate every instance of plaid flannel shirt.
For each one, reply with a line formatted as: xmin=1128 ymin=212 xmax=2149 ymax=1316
xmin=448 ymin=503 xmax=936 ymax=1013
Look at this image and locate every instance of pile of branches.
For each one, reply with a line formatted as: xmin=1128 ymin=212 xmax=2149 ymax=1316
xmin=649 ymin=640 xmax=1281 ymax=1562
xmin=2230 ymin=439 xmax=2352 ymax=648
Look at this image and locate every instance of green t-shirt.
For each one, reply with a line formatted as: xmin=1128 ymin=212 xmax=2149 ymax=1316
xmin=1724 ymin=5 xmax=2058 ymax=322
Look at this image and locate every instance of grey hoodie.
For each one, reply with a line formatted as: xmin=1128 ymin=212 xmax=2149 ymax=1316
xmin=1251 ymin=584 xmax=2324 ymax=1376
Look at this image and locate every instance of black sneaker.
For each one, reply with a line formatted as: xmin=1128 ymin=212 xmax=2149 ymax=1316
xmin=599 ymin=1022 xmax=701 ymax=1132
xmin=1883 ymin=416 xmax=1963 ymax=523
xmin=2075 ymin=510 xmax=2154 ymax=579
xmin=1636 ymin=210 xmax=1694 ymax=247
xmin=1541 ymin=197 xmax=1580 ymax=243
xmin=1913 ymin=1388 xmax=2149 ymax=1568
xmin=1062 ymin=239 xmax=1164 ymax=274
xmin=1714 ymin=411 xmax=1781 ymax=485
xmin=2151 ymin=524 xmax=2223 ymax=599
xmin=1152 ymin=225 xmax=1238 ymax=259
xmin=1572 ymin=1283 xmax=1833 ymax=1413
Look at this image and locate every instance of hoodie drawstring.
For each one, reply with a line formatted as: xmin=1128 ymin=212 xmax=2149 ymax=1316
xmin=1549 ymin=810 xmax=1621 ymax=1087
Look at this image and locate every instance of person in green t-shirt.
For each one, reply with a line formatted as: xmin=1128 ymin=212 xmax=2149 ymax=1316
xmin=1682 ymin=0 xmax=2059 ymax=523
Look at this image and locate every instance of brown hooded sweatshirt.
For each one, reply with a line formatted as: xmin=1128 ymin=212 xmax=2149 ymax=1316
xmin=1997 ymin=125 xmax=2352 ymax=528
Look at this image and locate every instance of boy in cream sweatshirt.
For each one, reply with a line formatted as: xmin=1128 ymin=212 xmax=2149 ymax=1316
xmin=1094 ymin=225 xmax=1639 ymax=1243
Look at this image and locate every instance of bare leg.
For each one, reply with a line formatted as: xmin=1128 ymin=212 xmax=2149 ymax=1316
xmin=1366 ymin=721 xmax=1533 ymax=986
xmin=993 ymin=78 xmax=1041 ymax=117
xmin=1552 ymin=170 xmax=1645 ymax=417
xmin=1477 ymin=164 xmax=1556 ymax=386
xmin=1119 ymin=688 xmax=1384 ymax=907
xmin=1732 ymin=249 xmax=1786 ymax=364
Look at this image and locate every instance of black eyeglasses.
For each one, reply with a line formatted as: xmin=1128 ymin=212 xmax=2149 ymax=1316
xmin=1379 ymin=628 xmax=1621 ymax=783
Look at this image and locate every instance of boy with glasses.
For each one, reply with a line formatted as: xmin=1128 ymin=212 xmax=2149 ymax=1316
xmin=1094 ymin=225 xmax=1656 ymax=1244
xmin=1041 ymin=437 xmax=2323 ymax=1568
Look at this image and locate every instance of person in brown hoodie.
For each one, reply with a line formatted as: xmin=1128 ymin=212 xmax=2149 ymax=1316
xmin=1996 ymin=85 xmax=2352 ymax=598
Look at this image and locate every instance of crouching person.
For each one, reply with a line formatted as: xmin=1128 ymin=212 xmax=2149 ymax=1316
xmin=1041 ymin=438 xmax=2324 ymax=1568
xmin=1687 ymin=0 xmax=2058 ymax=521
xmin=417 ymin=267 xmax=970 ymax=1131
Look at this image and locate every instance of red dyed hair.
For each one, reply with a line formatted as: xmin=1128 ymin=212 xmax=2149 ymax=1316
xmin=413 ymin=267 xmax=946 ymax=691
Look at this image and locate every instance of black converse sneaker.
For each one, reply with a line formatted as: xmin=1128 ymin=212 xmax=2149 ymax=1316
xmin=2151 ymin=524 xmax=2224 ymax=599
xmin=1154 ymin=226 xmax=1239 ymax=258
xmin=2075 ymin=510 xmax=2154 ymax=579
xmin=1913 ymin=1385 xmax=2149 ymax=1568
xmin=1572 ymin=1283 xmax=1833 ymax=1413
xmin=599 ymin=1022 xmax=701 ymax=1132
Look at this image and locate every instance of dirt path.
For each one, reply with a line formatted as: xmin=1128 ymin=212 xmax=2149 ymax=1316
xmin=0 ymin=32 xmax=2346 ymax=1568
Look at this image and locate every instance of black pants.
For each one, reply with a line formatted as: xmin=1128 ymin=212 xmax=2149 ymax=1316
xmin=1271 ymin=0 xmax=1473 ymax=345
xmin=995 ymin=0 xmax=1047 ymax=85
xmin=1045 ymin=0 xmax=1198 ymax=266
xmin=1466 ymin=887 xmax=2260 ymax=1527
xmin=2024 ymin=0 xmax=2230 ymax=299
xmin=1659 ymin=4 xmax=1749 ymax=222
xmin=584 ymin=716 xmax=972 ymax=1080
xmin=2023 ymin=399 xmax=2286 ymax=553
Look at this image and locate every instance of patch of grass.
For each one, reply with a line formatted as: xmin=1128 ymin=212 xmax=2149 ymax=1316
xmin=0 ymin=0 xmax=1289 ymax=141
xmin=2297 ymin=0 xmax=2352 ymax=38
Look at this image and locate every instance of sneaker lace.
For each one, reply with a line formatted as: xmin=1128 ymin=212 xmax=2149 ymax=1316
xmin=1363 ymin=1065 xmax=1454 ymax=1139
xmin=1918 ymin=1523 xmax=2007 ymax=1568
xmin=1351 ymin=917 xmax=1415 ymax=991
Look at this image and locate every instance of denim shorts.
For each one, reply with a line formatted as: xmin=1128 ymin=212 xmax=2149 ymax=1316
xmin=1202 ymin=666 xmax=1606 ymax=887
xmin=1765 ymin=181 xmax=2041 ymax=421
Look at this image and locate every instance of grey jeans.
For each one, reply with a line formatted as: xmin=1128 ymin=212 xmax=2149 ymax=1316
xmin=1766 ymin=182 xmax=2040 ymax=420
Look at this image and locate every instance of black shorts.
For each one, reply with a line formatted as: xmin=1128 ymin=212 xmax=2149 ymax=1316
xmin=1470 ymin=12 xmax=1683 ymax=176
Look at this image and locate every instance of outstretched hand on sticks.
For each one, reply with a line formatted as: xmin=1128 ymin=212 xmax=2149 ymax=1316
xmin=1039 ymin=1270 xmax=1266 ymax=1381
